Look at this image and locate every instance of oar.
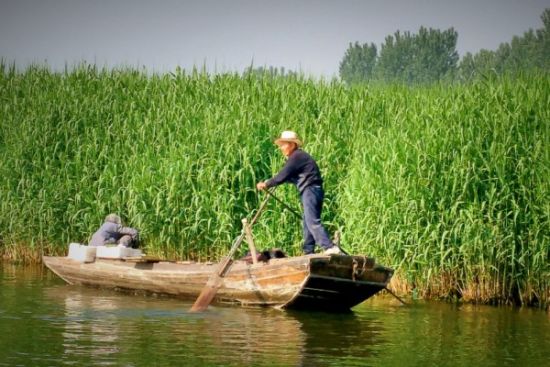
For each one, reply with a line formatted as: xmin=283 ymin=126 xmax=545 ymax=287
xmin=189 ymin=189 xmax=273 ymax=312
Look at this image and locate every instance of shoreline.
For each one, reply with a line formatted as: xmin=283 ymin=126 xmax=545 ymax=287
xmin=2 ymin=245 xmax=547 ymax=311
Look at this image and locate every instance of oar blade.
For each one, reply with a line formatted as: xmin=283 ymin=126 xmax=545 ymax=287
xmin=189 ymin=260 xmax=228 ymax=312
xmin=190 ymin=281 xmax=220 ymax=312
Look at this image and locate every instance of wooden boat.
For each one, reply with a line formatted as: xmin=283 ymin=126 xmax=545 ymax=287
xmin=43 ymin=253 xmax=393 ymax=311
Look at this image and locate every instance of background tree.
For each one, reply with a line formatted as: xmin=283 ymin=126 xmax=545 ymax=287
xmin=374 ymin=31 xmax=414 ymax=83
xmin=339 ymin=27 xmax=459 ymax=84
xmin=375 ymin=27 xmax=459 ymax=84
xmin=243 ymin=65 xmax=298 ymax=78
xmin=339 ymin=42 xmax=377 ymax=84
xmin=458 ymin=8 xmax=549 ymax=79
xmin=538 ymin=8 xmax=550 ymax=69
xmin=340 ymin=8 xmax=548 ymax=83
xmin=458 ymin=49 xmax=498 ymax=80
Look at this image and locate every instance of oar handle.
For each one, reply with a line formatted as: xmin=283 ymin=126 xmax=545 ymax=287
xmin=249 ymin=188 xmax=275 ymax=225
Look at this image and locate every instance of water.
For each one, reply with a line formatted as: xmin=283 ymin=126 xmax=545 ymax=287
xmin=1 ymin=263 xmax=548 ymax=367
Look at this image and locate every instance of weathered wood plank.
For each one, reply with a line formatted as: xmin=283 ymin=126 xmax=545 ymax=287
xmin=43 ymin=253 xmax=393 ymax=311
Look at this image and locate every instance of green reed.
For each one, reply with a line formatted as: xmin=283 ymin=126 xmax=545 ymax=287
xmin=0 ymin=62 xmax=548 ymax=307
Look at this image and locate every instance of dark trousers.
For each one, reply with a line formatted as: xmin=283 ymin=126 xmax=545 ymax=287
xmin=300 ymin=185 xmax=333 ymax=254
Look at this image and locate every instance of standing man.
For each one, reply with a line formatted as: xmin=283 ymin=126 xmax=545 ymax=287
xmin=256 ymin=131 xmax=342 ymax=255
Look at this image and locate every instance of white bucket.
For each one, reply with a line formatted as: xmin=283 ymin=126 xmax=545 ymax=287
xmin=67 ymin=243 xmax=96 ymax=263
xmin=96 ymin=246 xmax=142 ymax=259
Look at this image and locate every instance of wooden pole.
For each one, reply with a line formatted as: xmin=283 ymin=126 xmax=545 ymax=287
xmin=190 ymin=189 xmax=273 ymax=312
xmin=242 ymin=218 xmax=258 ymax=264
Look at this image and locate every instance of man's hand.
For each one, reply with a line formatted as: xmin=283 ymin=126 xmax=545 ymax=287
xmin=256 ymin=181 xmax=267 ymax=191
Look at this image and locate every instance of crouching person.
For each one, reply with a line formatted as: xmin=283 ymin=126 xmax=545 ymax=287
xmin=89 ymin=214 xmax=139 ymax=248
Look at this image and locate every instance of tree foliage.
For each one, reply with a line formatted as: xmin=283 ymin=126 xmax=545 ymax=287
xmin=339 ymin=27 xmax=458 ymax=84
xmin=377 ymin=27 xmax=458 ymax=84
xmin=459 ymin=8 xmax=550 ymax=79
xmin=339 ymin=42 xmax=377 ymax=84
xmin=243 ymin=65 xmax=298 ymax=78
xmin=340 ymin=8 xmax=549 ymax=84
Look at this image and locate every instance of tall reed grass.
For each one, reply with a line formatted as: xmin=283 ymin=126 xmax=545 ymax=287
xmin=0 ymin=62 xmax=548 ymax=307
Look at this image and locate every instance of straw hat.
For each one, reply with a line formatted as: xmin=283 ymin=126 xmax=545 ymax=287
xmin=274 ymin=130 xmax=302 ymax=147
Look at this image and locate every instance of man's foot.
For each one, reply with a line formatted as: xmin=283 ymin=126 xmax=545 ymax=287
xmin=324 ymin=246 xmax=343 ymax=255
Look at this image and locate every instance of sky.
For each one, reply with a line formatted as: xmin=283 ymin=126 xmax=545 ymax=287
xmin=1 ymin=0 xmax=548 ymax=78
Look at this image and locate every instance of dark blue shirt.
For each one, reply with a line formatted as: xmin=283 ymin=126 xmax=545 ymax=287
xmin=266 ymin=149 xmax=323 ymax=193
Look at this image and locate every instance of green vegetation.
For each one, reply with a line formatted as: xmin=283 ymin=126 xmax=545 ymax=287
xmin=460 ymin=9 xmax=550 ymax=80
xmin=0 ymin=62 xmax=548 ymax=307
xmin=243 ymin=65 xmax=299 ymax=78
xmin=340 ymin=8 xmax=549 ymax=84
xmin=340 ymin=27 xmax=459 ymax=84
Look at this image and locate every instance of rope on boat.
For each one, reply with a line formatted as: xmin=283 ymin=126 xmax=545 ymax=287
xmin=352 ymin=255 xmax=369 ymax=281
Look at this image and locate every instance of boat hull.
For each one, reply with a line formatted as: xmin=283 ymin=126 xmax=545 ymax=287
xmin=43 ymin=254 xmax=393 ymax=311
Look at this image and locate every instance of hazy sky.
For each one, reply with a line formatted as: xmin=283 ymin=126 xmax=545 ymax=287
xmin=1 ymin=0 xmax=548 ymax=77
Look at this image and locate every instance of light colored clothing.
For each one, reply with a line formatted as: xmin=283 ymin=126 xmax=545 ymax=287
xmin=89 ymin=221 xmax=139 ymax=247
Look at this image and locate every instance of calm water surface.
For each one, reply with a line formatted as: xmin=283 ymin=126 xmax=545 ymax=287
xmin=0 ymin=263 xmax=548 ymax=366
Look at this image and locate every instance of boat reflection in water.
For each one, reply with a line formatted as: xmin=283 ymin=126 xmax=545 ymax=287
xmin=54 ymin=288 xmax=123 ymax=362
xmin=45 ymin=285 xmax=385 ymax=366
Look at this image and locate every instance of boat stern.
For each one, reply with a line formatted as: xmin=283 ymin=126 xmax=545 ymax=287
xmin=282 ymin=254 xmax=393 ymax=311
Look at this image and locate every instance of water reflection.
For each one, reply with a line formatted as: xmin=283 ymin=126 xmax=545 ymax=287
xmin=45 ymin=286 xmax=306 ymax=366
xmin=61 ymin=291 xmax=121 ymax=361
xmin=3 ymin=264 xmax=548 ymax=367
xmin=168 ymin=307 xmax=305 ymax=366
xmin=43 ymin=286 xmax=386 ymax=367
xmin=289 ymin=310 xmax=385 ymax=367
